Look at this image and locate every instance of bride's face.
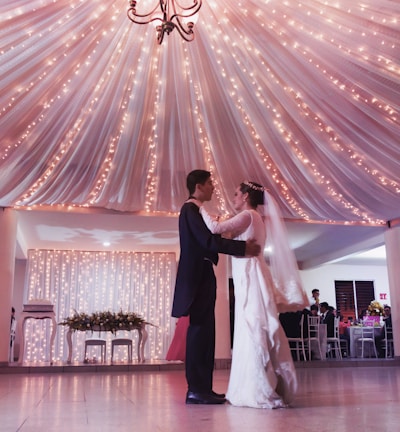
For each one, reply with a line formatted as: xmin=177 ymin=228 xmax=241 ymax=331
xmin=233 ymin=186 xmax=246 ymax=212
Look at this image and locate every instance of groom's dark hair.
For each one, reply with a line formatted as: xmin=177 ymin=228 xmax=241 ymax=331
xmin=186 ymin=170 xmax=211 ymax=195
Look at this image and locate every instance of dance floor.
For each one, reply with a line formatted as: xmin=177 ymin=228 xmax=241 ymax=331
xmin=0 ymin=360 xmax=399 ymax=432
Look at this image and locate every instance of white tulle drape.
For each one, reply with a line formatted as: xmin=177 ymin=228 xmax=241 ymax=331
xmin=1 ymin=0 xmax=400 ymax=223
xmin=22 ymin=250 xmax=176 ymax=362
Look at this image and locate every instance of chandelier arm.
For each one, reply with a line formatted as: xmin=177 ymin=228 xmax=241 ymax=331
xmin=172 ymin=0 xmax=202 ymax=12
xmin=169 ymin=0 xmax=202 ymax=21
xmin=127 ymin=1 xmax=161 ymax=19
xmin=157 ymin=26 xmax=166 ymax=44
xmin=172 ymin=25 xmax=195 ymax=42
xmin=127 ymin=0 xmax=202 ymax=44
xmin=172 ymin=17 xmax=195 ymax=37
xmin=127 ymin=11 xmax=164 ymax=25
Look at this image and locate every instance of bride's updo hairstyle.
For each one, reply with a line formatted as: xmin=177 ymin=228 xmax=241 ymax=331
xmin=240 ymin=181 xmax=264 ymax=208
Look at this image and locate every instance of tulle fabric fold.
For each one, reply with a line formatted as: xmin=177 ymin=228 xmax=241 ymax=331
xmin=259 ymin=191 xmax=309 ymax=313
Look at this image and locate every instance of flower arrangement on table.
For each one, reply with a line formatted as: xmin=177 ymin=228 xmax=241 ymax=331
xmin=363 ymin=300 xmax=384 ymax=327
xmin=367 ymin=300 xmax=384 ymax=316
xmin=59 ymin=310 xmax=147 ymax=333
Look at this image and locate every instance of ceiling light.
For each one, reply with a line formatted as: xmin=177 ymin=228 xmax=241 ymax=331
xmin=127 ymin=0 xmax=202 ymax=44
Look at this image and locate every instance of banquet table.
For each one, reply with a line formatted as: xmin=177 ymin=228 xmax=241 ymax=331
xmin=348 ymin=325 xmax=382 ymax=358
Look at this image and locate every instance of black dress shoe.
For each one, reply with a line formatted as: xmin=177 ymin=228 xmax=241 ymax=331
xmin=211 ymin=391 xmax=226 ymax=398
xmin=186 ymin=391 xmax=226 ymax=405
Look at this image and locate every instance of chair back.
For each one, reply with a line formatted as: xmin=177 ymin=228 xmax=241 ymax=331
xmin=385 ymin=325 xmax=393 ymax=340
xmin=333 ymin=317 xmax=340 ymax=339
xmin=307 ymin=315 xmax=320 ymax=339
xmin=298 ymin=314 xmax=305 ymax=339
xmin=360 ymin=326 xmax=375 ymax=339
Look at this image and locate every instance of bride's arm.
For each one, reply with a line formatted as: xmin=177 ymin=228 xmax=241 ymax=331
xmin=199 ymin=206 xmax=251 ymax=236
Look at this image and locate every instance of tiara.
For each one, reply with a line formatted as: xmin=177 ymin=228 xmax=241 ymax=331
xmin=243 ymin=181 xmax=265 ymax=192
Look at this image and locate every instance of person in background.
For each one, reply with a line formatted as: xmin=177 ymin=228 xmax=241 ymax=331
xmin=310 ymin=304 xmax=319 ymax=316
xmin=375 ymin=305 xmax=393 ymax=358
xmin=171 ymin=170 xmax=261 ymax=405
xmin=359 ymin=309 xmax=368 ymax=323
xmin=328 ymin=306 xmax=337 ymax=316
xmin=165 ymin=316 xmax=189 ymax=362
xmin=311 ymin=289 xmax=320 ymax=309
xmin=320 ymin=302 xmax=335 ymax=337
xmin=279 ymin=311 xmax=304 ymax=338
xmin=338 ymin=314 xmax=350 ymax=357
xmin=383 ymin=305 xmax=392 ymax=327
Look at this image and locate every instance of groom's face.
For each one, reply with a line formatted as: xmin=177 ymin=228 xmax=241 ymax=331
xmin=198 ymin=177 xmax=214 ymax=202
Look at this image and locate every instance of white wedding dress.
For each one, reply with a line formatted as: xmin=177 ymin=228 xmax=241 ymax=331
xmin=200 ymin=207 xmax=300 ymax=409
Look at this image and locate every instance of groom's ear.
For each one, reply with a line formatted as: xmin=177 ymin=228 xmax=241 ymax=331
xmin=196 ymin=182 xmax=205 ymax=196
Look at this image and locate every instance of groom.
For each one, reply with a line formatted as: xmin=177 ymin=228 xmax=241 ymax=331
xmin=172 ymin=170 xmax=261 ymax=404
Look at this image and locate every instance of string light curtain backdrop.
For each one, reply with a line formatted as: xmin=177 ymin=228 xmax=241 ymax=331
xmin=23 ymin=250 xmax=176 ymax=363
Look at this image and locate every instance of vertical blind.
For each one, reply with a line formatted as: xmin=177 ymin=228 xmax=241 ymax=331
xmin=335 ymin=280 xmax=375 ymax=321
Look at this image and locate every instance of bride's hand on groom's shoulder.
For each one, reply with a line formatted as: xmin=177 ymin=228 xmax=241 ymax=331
xmin=187 ymin=198 xmax=202 ymax=207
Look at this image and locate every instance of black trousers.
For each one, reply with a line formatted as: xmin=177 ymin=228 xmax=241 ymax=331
xmin=185 ymin=260 xmax=216 ymax=393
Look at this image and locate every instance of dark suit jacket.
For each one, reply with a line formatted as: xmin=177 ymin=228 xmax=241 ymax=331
xmin=279 ymin=311 xmax=304 ymax=338
xmin=322 ymin=311 xmax=335 ymax=337
xmin=172 ymin=202 xmax=246 ymax=317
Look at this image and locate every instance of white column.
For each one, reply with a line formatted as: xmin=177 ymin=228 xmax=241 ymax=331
xmin=384 ymin=223 xmax=400 ymax=358
xmin=0 ymin=208 xmax=17 ymax=364
xmin=214 ymin=255 xmax=232 ymax=359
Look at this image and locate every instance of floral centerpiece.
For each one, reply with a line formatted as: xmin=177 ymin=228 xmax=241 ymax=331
xmin=364 ymin=300 xmax=384 ymax=327
xmin=367 ymin=300 xmax=384 ymax=316
xmin=59 ymin=310 xmax=147 ymax=333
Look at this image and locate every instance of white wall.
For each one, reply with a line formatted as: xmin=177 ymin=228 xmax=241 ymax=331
xmin=300 ymin=263 xmax=390 ymax=309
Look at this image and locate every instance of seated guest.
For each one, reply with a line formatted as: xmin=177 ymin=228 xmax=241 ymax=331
xmin=320 ymin=302 xmax=335 ymax=337
xmin=338 ymin=315 xmax=350 ymax=336
xmin=310 ymin=304 xmax=319 ymax=317
xmin=338 ymin=314 xmax=350 ymax=354
xmin=375 ymin=305 xmax=393 ymax=358
xmin=358 ymin=309 xmax=368 ymax=323
xmin=280 ymin=310 xmax=309 ymax=361
xmin=328 ymin=306 xmax=337 ymax=316
xmin=279 ymin=311 xmax=303 ymax=338
xmin=383 ymin=305 xmax=392 ymax=328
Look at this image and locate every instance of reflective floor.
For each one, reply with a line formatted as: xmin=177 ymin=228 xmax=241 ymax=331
xmin=0 ymin=363 xmax=399 ymax=432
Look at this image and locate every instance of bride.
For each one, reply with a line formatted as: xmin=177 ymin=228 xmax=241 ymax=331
xmin=196 ymin=181 xmax=308 ymax=409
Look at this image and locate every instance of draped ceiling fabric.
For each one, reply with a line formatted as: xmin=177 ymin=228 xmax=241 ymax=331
xmin=1 ymin=0 xmax=400 ymax=225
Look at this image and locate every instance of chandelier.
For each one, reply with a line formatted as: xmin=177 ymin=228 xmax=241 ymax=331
xmin=127 ymin=0 xmax=202 ymax=45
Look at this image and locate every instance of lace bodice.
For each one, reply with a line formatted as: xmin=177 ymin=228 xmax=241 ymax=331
xmin=200 ymin=207 xmax=266 ymax=246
